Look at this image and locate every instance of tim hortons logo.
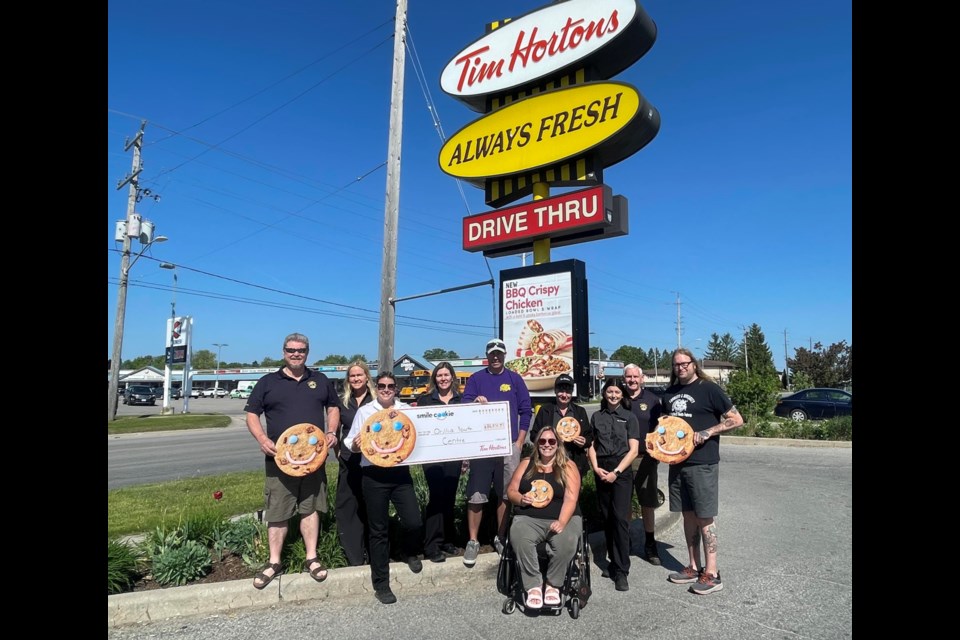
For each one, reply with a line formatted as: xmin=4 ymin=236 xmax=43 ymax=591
xmin=440 ymin=0 xmax=656 ymax=110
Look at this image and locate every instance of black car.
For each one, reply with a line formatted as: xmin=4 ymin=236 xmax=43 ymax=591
xmin=123 ymin=385 xmax=157 ymax=406
xmin=170 ymin=387 xmax=182 ymax=400
xmin=774 ymin=388 xmax=851 ymax=422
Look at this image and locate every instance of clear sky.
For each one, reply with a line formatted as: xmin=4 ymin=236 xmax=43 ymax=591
xmin=107 ymin=0 xmax=852 ymax=370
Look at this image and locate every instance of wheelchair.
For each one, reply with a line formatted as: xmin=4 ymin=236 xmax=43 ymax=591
xmin=496 ymin=523 xmax=592 ymax=618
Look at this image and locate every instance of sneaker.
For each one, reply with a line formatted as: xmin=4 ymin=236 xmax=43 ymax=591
xmin=426 ymin=552 xmax=446 ymax=563
xmin=615 ymin=575 xmax=629 ymax=591
xmin=407 ymin=556 xmax=423 ymax=573
xmin=440 ymin=543 xmax=459 ymax=556
xmin=689 ymin=571 xmax=723 ymax=595
xmin=645 ymin=542 xmax=662 ymax=566
xmin=463 ymin=540 xmax=480 ymax=566
xmin=375 ymin=588 xmax=397 ymax=604
xmin=667 ymin=566 xmax=702 ymax=584
xmin=493 ymin=536 xmax=505 ymax=556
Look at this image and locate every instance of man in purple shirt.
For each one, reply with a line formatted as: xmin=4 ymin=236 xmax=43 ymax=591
xmin=460 ymin=338 xmax=532 ymax=566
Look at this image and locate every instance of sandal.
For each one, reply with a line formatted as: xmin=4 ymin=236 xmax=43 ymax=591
xmin=544 ymin=584 xmax=561 ymax=606
xmin=253 ymin=562 xmax=283 ymax=590
xmin=304 ymin=557 xmax=328 ymax=583
xmin=525 ymin=586 xmax=543 ymax=609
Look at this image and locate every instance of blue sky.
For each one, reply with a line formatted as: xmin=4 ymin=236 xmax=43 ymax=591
xmin=107 ymin=0 xmax=852 ymax=370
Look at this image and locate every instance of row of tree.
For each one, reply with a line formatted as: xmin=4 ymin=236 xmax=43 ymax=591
xmin=120 ymin=324 xmax=851 ymax=392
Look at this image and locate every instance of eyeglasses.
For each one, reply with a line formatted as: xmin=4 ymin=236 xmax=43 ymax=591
xmin=538 ymin=438 xmax=557 ymax=446
xmin=673 ymin=361 xmax=694 ymax=369
xmin=377 ymin=383 xmax=396 ymax=390
xmin=284 ymin=348 xmax=308 ymax=354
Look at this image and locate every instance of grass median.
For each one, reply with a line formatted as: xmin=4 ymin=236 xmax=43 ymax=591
xmin=108 ymin=413 xmax=232 ymax=435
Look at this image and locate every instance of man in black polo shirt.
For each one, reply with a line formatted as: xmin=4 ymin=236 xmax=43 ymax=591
xmin=244 ymin=332 xmax=340 ymax=589
xmin=623 ymin=363 xmax=663 ymax=565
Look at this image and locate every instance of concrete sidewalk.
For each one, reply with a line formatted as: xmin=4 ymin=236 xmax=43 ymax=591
xmin=108 ymin=511 xmax=681 ymax=628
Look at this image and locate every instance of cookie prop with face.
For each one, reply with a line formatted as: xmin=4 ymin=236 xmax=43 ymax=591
xmin=646 ymin=415 xmax=696 ymax=464
xmin=525 ymin=479 xmax=554 ymax=508
xmin=360 ymin=408 xmax=417 ymax=467
xmin=275 ymin=423 xmax=328 ymax=477
xmin=555 ymin=417 xmax=581 ymax=442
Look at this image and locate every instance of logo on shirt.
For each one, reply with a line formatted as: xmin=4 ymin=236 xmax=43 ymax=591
xmin=638 ymin=403 xmax=648 ymax=411
xmin=308 ymin=381 xmax=317 ymax=389
xmin=500 ymin=383 xmax=512 ymax=392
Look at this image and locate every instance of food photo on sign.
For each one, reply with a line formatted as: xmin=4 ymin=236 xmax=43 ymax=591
xmin=502 ymin=271 xmax=575 ymax=391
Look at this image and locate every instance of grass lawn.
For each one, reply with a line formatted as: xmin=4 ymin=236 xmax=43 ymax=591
xmin=108 ymin=414 xmax=231 ymax=435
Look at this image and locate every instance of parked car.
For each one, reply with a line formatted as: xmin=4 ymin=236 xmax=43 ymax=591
xmin=170 ymin=387 xmax=182 ymax=400
xmin=229 ymin=388 xmax=252 ymax=399
xmin=645 ymin=385 xmax=666 ymax=397
xmin=774 ymin=388 xmax=852 ymax=422
xmin=123 ymin=385 xmax=157 ymax=406
xmin=214 ymin=388 xmax=227 ymax=398
xmin=189 ymin=388 xmax=201 ymax=399
xmin=201 ymin=388 xmax=217 ymax=398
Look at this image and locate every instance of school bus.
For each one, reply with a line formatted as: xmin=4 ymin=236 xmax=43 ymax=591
xmin=456 ymin=371 xmax=472 ymax=394
xmin=399 ymin=369 xmax=431 ymax=401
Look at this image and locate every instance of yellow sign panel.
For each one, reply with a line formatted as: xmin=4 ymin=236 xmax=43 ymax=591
xmin=439 ymin=82 xmax=644 ymax=180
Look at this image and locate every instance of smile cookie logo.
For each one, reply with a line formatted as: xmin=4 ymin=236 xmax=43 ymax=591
xmin=645 ymin=415 xmax=695 ymax=464
xmin=526 ymin=479 xmax=554 ymax=507
xmin=360 ymin=408 xmax=417 ymax=467
xmin=308 ymin=381 xmax=317 ymax=389
xmin=556 ymin=417 xmax=581 ymax=442
xmin=275 ymin=423 xmax=328 ymax=476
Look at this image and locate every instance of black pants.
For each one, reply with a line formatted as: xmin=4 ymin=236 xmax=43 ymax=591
xmin=335 ymin=451 xmax=369 ymax=566
xmin=595 ymin=458 xmax=634 ymax=578
xmin=422 ymin=460 xmax=461 ymax=556
xmin=362 ymin=465 xmax=424 ymax=591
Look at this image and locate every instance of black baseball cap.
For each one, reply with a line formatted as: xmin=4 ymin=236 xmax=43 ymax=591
xmin=555 ymin=374 xmax=574 ymax=389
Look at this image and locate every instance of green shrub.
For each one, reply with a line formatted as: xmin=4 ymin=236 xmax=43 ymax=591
xmin=151 ymin=539 xmax=212 ymax=586
xmin=180 ymin=510 xmax=227 ymax=547
xmin=823 ymin=416 xmax=852 ymax=441
xmin=212 ymin=516 xmax=263 ymax=561
xmin=107 ymin=539 xmax=143 ymax=595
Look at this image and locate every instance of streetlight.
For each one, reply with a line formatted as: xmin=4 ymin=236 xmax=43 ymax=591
xmin=107 ymin=233 xmax=168 ymax=422
xmin=213 ymin=343 xmax=228 ymax=392
xmin=159 ymin=263 xmax=177 ymax=414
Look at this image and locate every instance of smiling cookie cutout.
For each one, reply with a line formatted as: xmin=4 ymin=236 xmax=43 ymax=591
xmin=525 ymin=479 xmax=554 ymax=508
xmin=360 ymin=408 xmax=417 ymax=467
xmin=555 ymin=416 xmax=581 ymax=442
xmin=275 ymin=423 xmax=328 ymax=476
xmin=646 ymin=415 xmax=696 ymax=464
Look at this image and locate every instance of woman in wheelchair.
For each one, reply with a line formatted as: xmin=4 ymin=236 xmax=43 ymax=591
xmin=505 ymin=425 xmax=583 ymax=610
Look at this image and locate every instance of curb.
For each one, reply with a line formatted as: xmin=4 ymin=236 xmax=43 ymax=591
xmin=108 ymin=510 xmax=681 ymax=628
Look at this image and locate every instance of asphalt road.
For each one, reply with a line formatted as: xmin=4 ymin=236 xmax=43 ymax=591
xmin=107 ymin=443 xmax=853 ymax=639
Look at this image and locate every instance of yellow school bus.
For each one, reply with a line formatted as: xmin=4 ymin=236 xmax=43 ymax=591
xmin=456 ymin=371 xmax=472 ymax=394
xmin=399 ymin=369 xmax=431 ymax=401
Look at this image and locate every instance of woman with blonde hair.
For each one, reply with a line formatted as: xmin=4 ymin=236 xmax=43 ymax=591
xmin=505 ymin=425 xmax=582 ymax=609
xmin=334 ymin=361 xmax=376 ymax=565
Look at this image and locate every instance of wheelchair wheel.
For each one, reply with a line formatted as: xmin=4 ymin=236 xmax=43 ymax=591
xmin=657 ymin=488 xmax=665 ymax=507
xmin=570 ymin=597 xmax=580 ymax=619
xmin=502 ymin=597 xmax=515 ymax=614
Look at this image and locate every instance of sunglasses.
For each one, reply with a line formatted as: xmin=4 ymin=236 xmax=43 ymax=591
xmin=284 ymin=347 xmax=307 ymax=354
xmin=377 ymin=383 xmax=396 ymax=390
xmin=538 ymin=438 xmax=557 ymax=446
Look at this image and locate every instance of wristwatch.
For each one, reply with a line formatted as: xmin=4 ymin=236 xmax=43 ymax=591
xmin=614 ymin=469 xmax=621 ymax=477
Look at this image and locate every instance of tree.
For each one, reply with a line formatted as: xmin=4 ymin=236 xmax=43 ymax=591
xmin=725 ymin=369 xmax=781 ymax=424
xmin=704 ymin=333 xmax=739 ymax=362
xmin=423 ymin=348 xmax=459 ymax=360
xmin=259 ymin=357 xmax=282 ymax=368
xmin=736 ymin=324 xmax=777 ymax=378
xmin=314 ymin=354 xmax=349 ymax=365
xmin=610 ymin=345 xmax=645 ymax=366
xmin=787 ymin=341 xmax=851 ymax=389
xmin=191 ymin=349 xmax=216 ymax=370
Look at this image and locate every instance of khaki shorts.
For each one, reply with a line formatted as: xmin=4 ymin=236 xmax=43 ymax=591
xmin=466 ymin=447 xmax=521 ymax=504
xmin=263 ymin=461 xmax=328 ymax=522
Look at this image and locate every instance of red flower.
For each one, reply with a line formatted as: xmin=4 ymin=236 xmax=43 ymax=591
xmin=213 ymin=490 xmax=223 ymax=500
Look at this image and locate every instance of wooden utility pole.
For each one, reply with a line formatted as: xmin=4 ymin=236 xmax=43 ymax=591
xmin=377 ymin=0 xmax=407 ymax=374
xmin=108 ymin=121 xmax=147 ymax=422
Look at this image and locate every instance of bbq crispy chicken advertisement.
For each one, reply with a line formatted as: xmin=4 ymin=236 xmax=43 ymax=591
xmin=500 ymin=260 xmax=589 ymax=397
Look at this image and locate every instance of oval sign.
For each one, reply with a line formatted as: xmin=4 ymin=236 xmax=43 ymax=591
xmin=440 ymin=0 xmax=656 ymax=112
xmin=438 ymin=81 xmax=659 ymax=180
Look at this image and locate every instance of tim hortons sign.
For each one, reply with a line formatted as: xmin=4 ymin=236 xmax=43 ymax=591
xmin=441 ymin=0 xmax=656 ymax=113
xmin=438 ymin=81 xmax=660 ymax=183
xmin=463 ymin=184 xmax=620 ymax=252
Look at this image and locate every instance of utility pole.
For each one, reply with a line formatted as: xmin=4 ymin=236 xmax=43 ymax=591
xmin=742 ymin=326 xmax=749 ymax=373
xmin=377 ymin=0 xmax=407 ymax=375
xmin=108 ymin=121 xmax=147 ymax=422
xmin=674 ymin=291 xmax=682 ymax=348
xmin=783 ymin=329 xmax=790 ymax=390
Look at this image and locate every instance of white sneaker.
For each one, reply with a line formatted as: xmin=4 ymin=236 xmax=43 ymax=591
xmin=463 ymin=540 xmax=480 ymax=566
